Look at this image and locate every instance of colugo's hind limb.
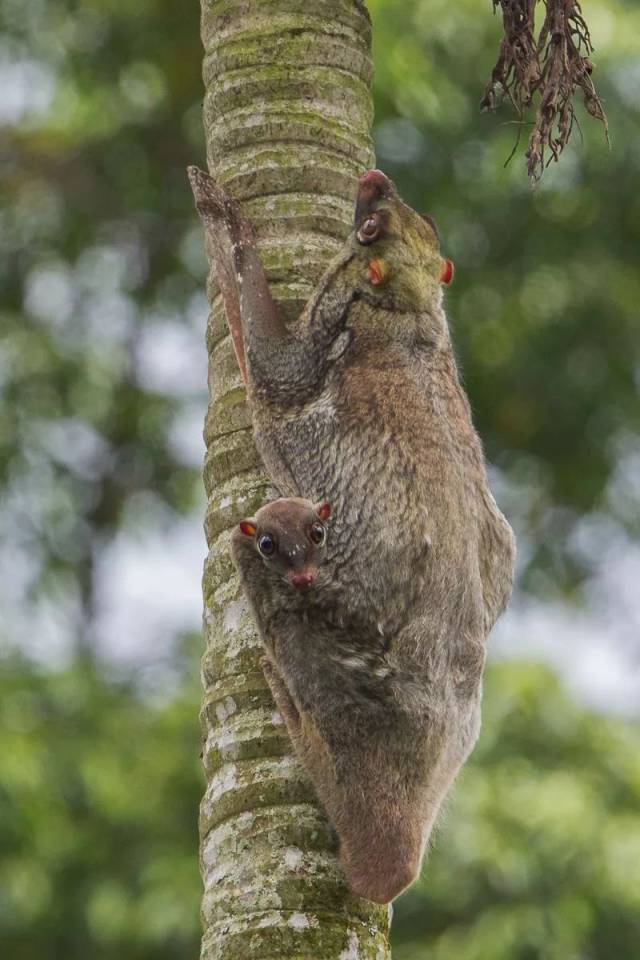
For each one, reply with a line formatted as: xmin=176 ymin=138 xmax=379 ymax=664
xmin=188 ymin=165 xmax=359 ymax=402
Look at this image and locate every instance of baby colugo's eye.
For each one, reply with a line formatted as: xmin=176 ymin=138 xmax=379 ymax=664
xmin=357 ymin=214 xmax=380 ymax=245
xmin=258 ymin=533 xmax=276 ymax=557
xmin=309 ymin=522 xmax=326 ymax=546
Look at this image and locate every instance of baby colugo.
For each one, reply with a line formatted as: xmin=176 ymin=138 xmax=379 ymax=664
xmin=232 ymin=496 xmax=343 ymax=832
xmin=233 ymin=497 xmax=331 ymax=591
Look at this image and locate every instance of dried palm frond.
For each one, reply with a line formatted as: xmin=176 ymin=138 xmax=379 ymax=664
xmin=481 ymin=0 xmax=608 ymax=181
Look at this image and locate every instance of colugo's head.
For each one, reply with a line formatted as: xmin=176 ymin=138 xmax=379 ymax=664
xmin=237 ymin=497 xmax=331 ymax=590
xmin=351 ymin=169 xmax=454 ymax=311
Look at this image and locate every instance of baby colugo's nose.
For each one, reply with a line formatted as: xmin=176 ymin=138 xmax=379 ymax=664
xmin=290 ymin=571 xmax=315 ymax=589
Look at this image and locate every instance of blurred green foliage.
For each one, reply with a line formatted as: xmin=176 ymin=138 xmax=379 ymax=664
xmin=1 ymin=0 xmax=640 ymax=957
xmin=0 ymin=649 xmax=203 ymax=960
xmin=1 ymin=657 xmax=639 ymax=959
xmin=0 ymin=0 xmax=207 ymax=652
xmin=394 ymin=662 xmax=640 ymax=958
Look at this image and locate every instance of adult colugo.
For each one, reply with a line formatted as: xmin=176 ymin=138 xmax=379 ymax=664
xmin=190 ymin=166 xmax=516 ymax=904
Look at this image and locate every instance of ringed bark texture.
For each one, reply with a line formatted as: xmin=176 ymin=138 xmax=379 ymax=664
xmin=198 ymin=1 xmax=391 ymax=957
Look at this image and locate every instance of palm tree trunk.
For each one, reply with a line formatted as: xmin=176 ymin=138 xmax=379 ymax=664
xmin=196 ymin=1 xmax=391 ymax=957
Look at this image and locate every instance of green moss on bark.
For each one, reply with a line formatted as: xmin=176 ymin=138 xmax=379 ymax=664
xmin=197 ymin=0 xmax=390 ymax=956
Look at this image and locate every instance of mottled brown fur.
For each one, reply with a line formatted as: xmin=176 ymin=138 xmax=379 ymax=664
xmin=192 ymin=167 xmax=516 ymax=903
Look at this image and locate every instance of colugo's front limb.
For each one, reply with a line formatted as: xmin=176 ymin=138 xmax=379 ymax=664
xmin=188 ymin=166 xmax=289 ymax=385
xmin=188 ymin=166 xmax=360 ymax=400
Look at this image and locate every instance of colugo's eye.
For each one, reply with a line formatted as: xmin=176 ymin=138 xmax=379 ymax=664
xmin=357 ymin=214 xmax=380 ymax=245
xmin=309 ymin=522 xmax=326 ymax=546
xmin=258 ymin=534 xmax=276 ymax=557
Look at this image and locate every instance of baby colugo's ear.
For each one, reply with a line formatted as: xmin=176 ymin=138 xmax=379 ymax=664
xmin=315 ymin=502 xmax=331 ymax=522
xmin=239 ymin=519 xmax=257 ymax=536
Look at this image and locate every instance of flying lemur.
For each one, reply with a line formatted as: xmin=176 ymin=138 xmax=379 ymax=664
xmin=189 ymin=166 xmax=516 ymax=904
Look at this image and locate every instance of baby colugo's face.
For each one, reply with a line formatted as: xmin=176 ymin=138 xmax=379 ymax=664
xmin=238 ymin=497 xmax=331 ymax=590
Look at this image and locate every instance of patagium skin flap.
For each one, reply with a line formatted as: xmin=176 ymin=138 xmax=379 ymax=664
xmin=191 ymin=165 xmax=516 ymax=904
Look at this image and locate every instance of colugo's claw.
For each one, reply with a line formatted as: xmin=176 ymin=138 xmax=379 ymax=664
xmin=187 ymin=166 xmax=250 ymax=383
xmin=187 ymin=165 xmax=229 ymax=217
xmin=187 ymin=165 xmax=252 ymax=247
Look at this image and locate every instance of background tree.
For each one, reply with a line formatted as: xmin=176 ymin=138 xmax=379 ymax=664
xmin=1 ymin=0 xmax=640 ymax=957
xmin=192 ymin=1 xmax=391 ymax=956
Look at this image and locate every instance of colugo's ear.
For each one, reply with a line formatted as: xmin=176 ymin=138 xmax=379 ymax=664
xmin=368 ymin=258 xmax=389 ymax=286
xmin=315 ymin=502 xmax=331 ymax=522
xmin=239 ymin=519 xmax=257 ymax=537
xmin=440 ymin=258 xmax=455 ymax=285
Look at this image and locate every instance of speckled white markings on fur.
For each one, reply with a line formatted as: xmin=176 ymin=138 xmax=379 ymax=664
xmin=340 ymin=655 xmax=369 ymax=670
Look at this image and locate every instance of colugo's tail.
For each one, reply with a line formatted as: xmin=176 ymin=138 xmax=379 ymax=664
xmin=339 ymin=815 xmax=426 ymax=904
xmin=299 ymin=711 xmax=459 ymax=904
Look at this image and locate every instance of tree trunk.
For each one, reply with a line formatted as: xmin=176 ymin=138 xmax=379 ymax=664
xmin=197 ymin=1 xmax=391 ymax=957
